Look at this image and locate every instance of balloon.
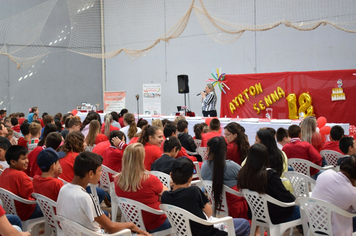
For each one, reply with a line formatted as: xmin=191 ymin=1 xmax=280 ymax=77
xmin=286 ymin=93 xmax=298 ymax=119
xmin=298 ymin=92 xmax=313 ymax=118
xmin=320 ymin=126 xmax=331 ymax=135
xmin=71 ymin=109 xmax=78 ymax=116
xmin=317 ymin=116 xmax=327 ymax=128
xmin=205 ymin=117 xmax=212 ymax=126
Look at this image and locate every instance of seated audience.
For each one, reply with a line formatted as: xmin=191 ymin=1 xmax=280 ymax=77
xmin=311 ymin=155 xmax=356 ymax=235
xmin=276 ymin=127 xmax=290 ymax=150
xmin=0 ymin=205 xmax=30 ymax=236
xmin=151 ymin=137 xmax=181 ymax=174
xmin=138 ymin=125 xmax=164 ymax=170
xmin=120 ymin=113 xmax=141 ymax=144
xmin=282 ymin=124 xmax=322 ymax=179
xmin=102 ymin=130 xmax=126 ymax=180
xmin=60 ymin=113 xmax=73 ymax=139
xmin=101 ymin=114 xmax=120 ymax=138
xmin=40 ymin=115 xmax=54 ymax=139
xmin=118 ymin=109 xmax=128 ymax=128
xmin=301 ymin=116 xmax=325 ymax=152
xmin=33 ymin=147 xmax=64 ymax=201
xmin=255 ymin=129 xmax=292 ymax=192
xmin=163 ymin=124 xmax=197 ymax=162
xmin=0 ymin=140 xmax=9 ymax=169
xmin=11 ymin=117 xmax=20 ymax=133
xmin=0 ymin=122 xmax=11 ymax=148
xmin=337 ymin=136 xmax=356 ymax=165
xmin=224 ymin=122 xmax=249 ymax=165
xmin=85 ymin=120 xmax=108 ymax=151
xmin=80 ymin=112 xmax=101 ymax=138
xmin=201 ymin=118 xmax=223 ymax=147
xmin=115 ymin=143 xmax=171 ymax=233
xmin=177 ymin=120 xmax=197 ymax=153
xmin=57 ymin=151 xmax=150 ymax=235
xmin=201 ymin=136 xmax=248 ymax=219
xmin=110 ymin=111 xmax=121 ymax=129
xmin=162 ymin=157 xmax=250 ymax=236
xmin=0 ymin=145 xmax=43 ymax=221
xmin=238 ymin=143 xmax=301 ymax=229
xmin=18 ymin=122 xmax=30 ymax=148
xmin=27 ymin=122 xmax=42 ymax=152
xmin=321 ymin=125 xmax=344 ymax=154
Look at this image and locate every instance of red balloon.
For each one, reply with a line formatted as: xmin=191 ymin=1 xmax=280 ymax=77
xmin=205 ymin=117 xmax=212 ymax=126
xmin=71 ymin=109 xmax=78 ymax=116
xmin=320 ymin=126 xmax=331 ymax=135
xmin=317 ymin=116 xmax=327 ymax=128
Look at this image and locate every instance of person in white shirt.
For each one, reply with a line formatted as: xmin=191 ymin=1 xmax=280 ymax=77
xmin=57 ymin=151 xmax=150 ymax=235
xmin=311 ymin=155 xmax=356 ymax=236
xmin=276 ymin=127 xmax=290 ymax=150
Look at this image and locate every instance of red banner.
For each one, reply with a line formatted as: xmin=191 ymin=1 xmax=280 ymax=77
xmin=220 ymin=70 xmax=356 ymax=125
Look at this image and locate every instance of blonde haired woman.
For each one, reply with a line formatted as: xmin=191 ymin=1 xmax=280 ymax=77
xmin=200 ymin=83 xmax=217 ymax=117
xmin=85 ymin=120 xmax=108 ymax=151
xmin=114 ymin=143 xmax=170 ymax=233
xmin=120 ymin=113 xmax=141 ymax=144
xmin=101 ymin=114 xmax=119 ymax=137
xmin=301 ymin=116 xmax=326 ymax=153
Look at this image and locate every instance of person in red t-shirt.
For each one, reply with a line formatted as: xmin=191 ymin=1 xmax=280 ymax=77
xmin=201 ymin=118 xmax=223 ymax=147
xmin=59 ymin=131 xmax=85 ymax=182
xmin=138 ymin=125 xmax=164 ymax=170
xmin=115 ymin=143 xmax=170 ymax=233
xmin=102 ymin=130 xmax=126 ymax=181
xmin=321 ymin=125 xmax=344 ymax=154
xmin=101 ymin=114 xmax=120 ymax=137
xmin=85 ymin=120 xmax=108 ymax=152
xmin=33 ymin=147 xmax=64 ymax=201
xmin=224 ymin=122 xmax=249 ymax=165
xmin=118 ymin=109 xmax=128 ymax=128
xmin=92 ymin=140 xmax=111 ymax=156
xmin=11 ymin=118 xmax=21 ymax=133
xmin=0 ymin=145 xmax=43 ymax=221
xmin=18 ymin=122 xmax=31 ymax=148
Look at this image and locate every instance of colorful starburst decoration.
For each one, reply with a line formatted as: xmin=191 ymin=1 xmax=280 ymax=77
xmin=205 ymin=68 xmax=230 ymax=94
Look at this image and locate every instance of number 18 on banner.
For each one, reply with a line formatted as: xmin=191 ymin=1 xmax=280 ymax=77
xmin=286 ymin=92 xmax=314 ymax=119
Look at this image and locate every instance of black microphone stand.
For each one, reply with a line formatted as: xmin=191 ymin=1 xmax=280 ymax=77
xmin=136 ymin=94 xmax=140 ymax=119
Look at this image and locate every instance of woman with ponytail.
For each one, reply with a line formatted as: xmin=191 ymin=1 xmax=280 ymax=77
xmin=201 ymin=136 xmax=248 ymax=219
xmin=138 ymin=125 xmax=164 ymax=170
xmin=100 ymin=114 xmax=119 ymax=137
xmin=120 ymin=113 xmax=141 ymax=144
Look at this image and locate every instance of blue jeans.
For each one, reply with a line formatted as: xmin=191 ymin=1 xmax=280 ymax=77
xmin=7 ymin=214 xmax=22 ymax=229
xmin=233 ymin=218 xmax=250 ymax=236
xmin=285 ymin=205 xmax=301 ymax=222
xmin=86 ymin=186 xmax=105 ymax=204
xmin=28 ymin=203 xmax=44 ymax=219
xmin=148 ymin=218 xmax=171 ymax=233
xmin=312 ymin=170 xmax=324 ymax=180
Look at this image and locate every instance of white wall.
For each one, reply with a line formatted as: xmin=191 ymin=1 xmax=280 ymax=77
xmin=105 ymin=10 xmax=356 ymax=117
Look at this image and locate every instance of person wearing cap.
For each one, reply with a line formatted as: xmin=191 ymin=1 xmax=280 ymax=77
xmin=33 ymin=147 xmax=64 ymax=202
xmin=161 ymin=157 xmax=250 ymax=236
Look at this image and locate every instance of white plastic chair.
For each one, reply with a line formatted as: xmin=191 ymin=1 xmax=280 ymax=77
xmin=194 ymin=139 xmax=201 ymax=148
xmin=284 ymin=171 xmax=316 ymax=198
xmin=109 ymin=182 xmax=121 ymax=222
xmin=288 ymin=158 xmax=334 ymax=177
xmin=150 ymin=171 xmax=171 ymax=189
xmin=296 ymin=197 xmax=356 ymax=236
xmin=100 ymin=165 xmax=119 ymax=192
xmin=55 ymin=215 xmax=132 ymax=236
xmin=33 ymin=193 xmax=64 ymax=236
xmin=160 ymin=204 xmax=236 ymax=236
xmin=196 ymin=147 xmax=208 ymax=161
xmin=241 ymin=189 xmax=302 ymax=236
xmin=186 ymin=149 xmax=198 ymax=156
xmin=58 ymin=177 xmax=68 ymax=185
xmin=115 ymin=197 xmax=172 ymax=236
xmin=203 ymin=180 xmax=244 ymax=217
xmin=0 ymin=187 xmax=46 ymax=235
xmin=320 ymin=150 xmax=344 ymax=167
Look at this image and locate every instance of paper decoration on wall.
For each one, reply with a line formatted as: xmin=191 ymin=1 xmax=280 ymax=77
xmin=331 ymin=79 xmax=346 ymax=101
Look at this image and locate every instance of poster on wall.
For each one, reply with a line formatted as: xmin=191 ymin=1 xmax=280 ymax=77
xmin=220 ymin=70 xmax=356 ymax=125
xmin=143 ymin=84 xmax=161 ymax=115
xmin=104 ymin=91 xmax=126 ymax=113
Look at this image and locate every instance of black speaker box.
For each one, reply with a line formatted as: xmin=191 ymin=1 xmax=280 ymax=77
xmin=177 ymin=75 xmax=189 ymax=93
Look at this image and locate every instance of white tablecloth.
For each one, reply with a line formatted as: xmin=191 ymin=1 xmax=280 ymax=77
xmin=76 ymin=112 xmax=349 ymax=145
